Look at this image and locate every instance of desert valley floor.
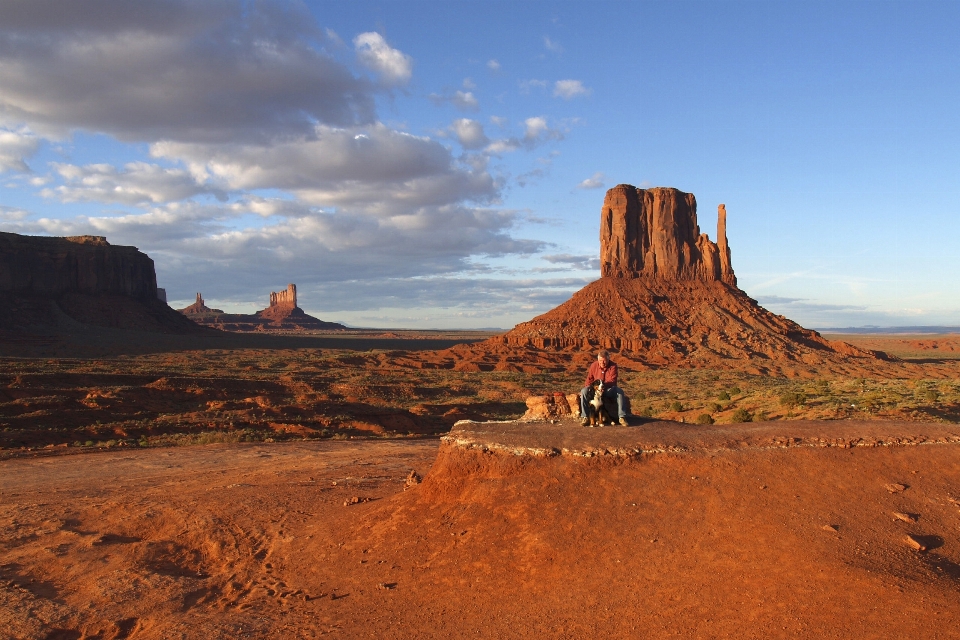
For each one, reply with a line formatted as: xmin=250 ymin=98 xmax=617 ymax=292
xmin=2 ymin=331 xmax=960 ymax=638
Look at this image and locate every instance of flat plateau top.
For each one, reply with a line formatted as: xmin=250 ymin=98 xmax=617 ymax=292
xmin=446 ymin=417 xmax=960 ymax=457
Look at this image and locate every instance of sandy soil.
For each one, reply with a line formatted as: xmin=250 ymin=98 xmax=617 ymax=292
xmin=3 ymin=419 xmax=959 ymax=639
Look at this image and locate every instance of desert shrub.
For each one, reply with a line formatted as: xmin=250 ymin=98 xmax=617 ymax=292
xmin=695 ymin=413 xmax=714 ymax=425
xmin=639 ymin=406 xmax=654 ymax=418
xmin=731 ymin=408 xmax=752 ymax=423
xmin=84 ymin=440 xmax=94 ymax=447
xmin=924 ymin=389 xmax=940 ymax=403
xmin=709 ymin=402 xmax=723 ymax=413
xmin=754 ymin=410 xmax=769 ymax=422
xmin=670 ymin=401 xmax=683 ymax=412
xmin=815 ymin=379 xmax=830 ymax=393
xmin=717 ymin=391 xmax=730 ymax=401
xmin=729 ymin=386 xmax=741 ymax=395
xmin=779 ymin=391 xmax=806 ymax=408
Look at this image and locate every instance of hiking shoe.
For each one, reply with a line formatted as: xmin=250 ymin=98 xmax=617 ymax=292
xmin=618 ymin=417 xmax=629 ymax=426
xmin=580 ymin=417 xmax=590 ymax=427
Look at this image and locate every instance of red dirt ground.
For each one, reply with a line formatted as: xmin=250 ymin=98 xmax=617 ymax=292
xmin=3 ymin=419 xmax=959 ymax=638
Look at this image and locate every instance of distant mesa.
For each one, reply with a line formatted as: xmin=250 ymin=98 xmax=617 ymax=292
xmin=442 ymin=185 xmax=888 ymax=375
xmin=0 ymin=231 xmax=206 ymax=335
xmin=177 ymin=283 xmax=346 ymax=332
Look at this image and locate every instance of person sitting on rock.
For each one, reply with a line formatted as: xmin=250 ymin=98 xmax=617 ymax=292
xmin=580 ymin=350 xmax=629 ymax=427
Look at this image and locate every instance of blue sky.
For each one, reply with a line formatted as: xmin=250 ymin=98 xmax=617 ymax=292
xmin=1 ymin=0 xmax=958 ymax=329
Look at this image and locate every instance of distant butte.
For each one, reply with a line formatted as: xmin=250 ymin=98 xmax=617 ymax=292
xmin=178 ymin=283 xmax=346 ymax=332
xmin=180 ymin=293 xmax=224 ymax=316
xmin=440 ymin=185 xmax=888 ymax=376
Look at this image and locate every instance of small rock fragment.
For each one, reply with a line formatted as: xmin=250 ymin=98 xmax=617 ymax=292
xmin=404 ymin=470 xmax=422 ymax=491
xmin=822 ymin=524 xmax=839 ymax=532
xmin=893 ymin=512 xmax=917 ymax=523
xmin=905 ymin=534 xmax=927 ymax=552
xmin=343 ymin=496 xmax=370 ymax=506
xmin=377 ymin=582 xmax=397 ymax=590
xmin=885 ymin=483 xmax=907 ymax=493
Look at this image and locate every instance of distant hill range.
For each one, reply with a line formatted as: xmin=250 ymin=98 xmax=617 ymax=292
xmin=179 ymin=284 xmax=346 ymax=332
xmin=818 ymin=326 xmax=960 ymax=335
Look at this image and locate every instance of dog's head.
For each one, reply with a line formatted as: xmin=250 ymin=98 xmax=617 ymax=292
xmin=591 ymin=379 xmax=605 ymax=392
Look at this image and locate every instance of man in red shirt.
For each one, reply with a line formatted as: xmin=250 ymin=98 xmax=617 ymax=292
xmin=579 ymin=350 xmax=629 ymax=427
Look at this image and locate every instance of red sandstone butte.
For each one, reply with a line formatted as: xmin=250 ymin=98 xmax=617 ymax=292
xmin=600 ymin=185 xmax=735 ymax=284
xmin=438 ymin=184 xmax=887 ymax=374
xmin=179 ymin=283 xmax=346 ymax=331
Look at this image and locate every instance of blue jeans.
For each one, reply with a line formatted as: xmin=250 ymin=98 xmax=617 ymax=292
xmin=580 ymin=385 xmax=627 ymax=419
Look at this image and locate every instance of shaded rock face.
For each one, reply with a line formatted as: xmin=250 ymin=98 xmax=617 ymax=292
xmin=0 ymin=232 xmax=206 ymax=334
xmin=600 ymin=185 xmax=735 ymax=284
xmin=0 ymin=232 xmax=158 ymax=299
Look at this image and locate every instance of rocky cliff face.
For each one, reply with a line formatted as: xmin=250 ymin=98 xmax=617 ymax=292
xmin=600 ymin=185 xmax=735 ymax=284
xmin=0 ymin=232 xmax=159 ymax=299
xmin=0 ymin=232 xmax=206 ymax=335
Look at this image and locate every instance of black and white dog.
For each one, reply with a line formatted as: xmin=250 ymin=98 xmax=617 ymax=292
xmin=586 ymin=379 xmax=614 ymax=427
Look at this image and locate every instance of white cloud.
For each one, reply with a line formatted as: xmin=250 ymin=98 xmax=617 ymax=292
xmin=543 ymin=36 xmax=563 ymax=54
xmin=554 ymin=79 xmax=591 ymax=99
xmin=353 ymin=32 xmax=413 ymax=86
xmin=44 ymin=161 xmax=224 ymax=204
xmin=489 ymin=116 xmax=507 ymax=128
xmin=577 ymin=172 xmax=605 ymax=190
xmin=429 ymin=90 xmax=479 ymax=111
xmin=0 ymin=128 xmax=39 ymax=172
xmin=484 ymin=139 xmax=521 ymax=155
xmin=462 ymin=77 xmax=476 ymax=90
xmin=450 ymin=119 xmax=489 ymax=150
xmin=482 ymin=117 xmax=564 ymax=156
xmin=540 ymin=254 xmax=601 ymax=272
xmin=0 ymin=2 xmax=377 ymax=143
xmin=325 ymin=28 xmax=345 ymax=48
xmin=524 ymin=117 xmax=549 ymax=141
xmin=452 ymin=91 xmax=479 ymax=110
xmin=487 ymin=59 xmax=501 ymax=72
xmin=0 ymin=205 xmax=29 ymax=221
xmin=519 ymin=79 xmax=548 ymax=94
xmin=152 ymin=124 xmax=498 ymax=215
xmin=11 ymin=198 xmax=545 ymax=295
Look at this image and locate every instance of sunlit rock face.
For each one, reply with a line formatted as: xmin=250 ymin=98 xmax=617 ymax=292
xmin=600 ymin=185 xmax=735 ymax=285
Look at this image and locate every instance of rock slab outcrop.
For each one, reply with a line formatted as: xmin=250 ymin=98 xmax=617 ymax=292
xmin=600 ymin=185 xmax=735 ymax=284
